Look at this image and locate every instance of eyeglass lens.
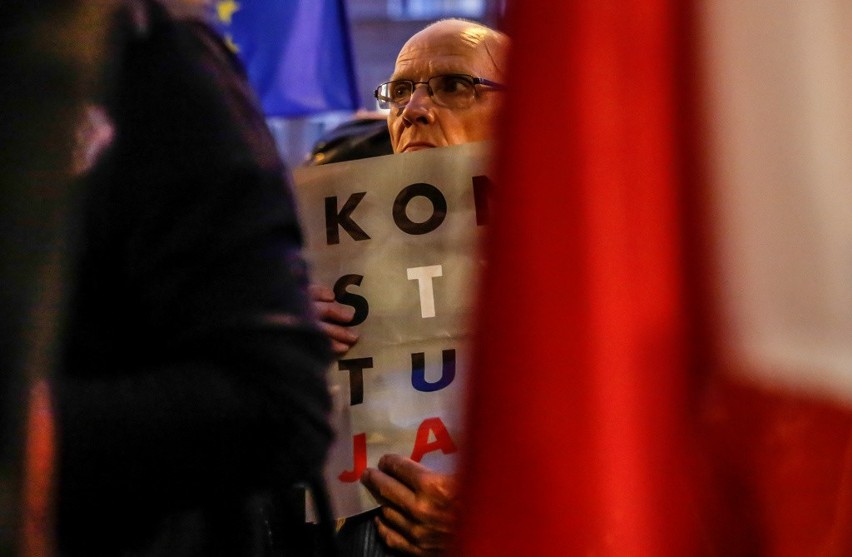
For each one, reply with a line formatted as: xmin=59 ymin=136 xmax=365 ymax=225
xmin=382 ymin=75 xmax=477 ymax=108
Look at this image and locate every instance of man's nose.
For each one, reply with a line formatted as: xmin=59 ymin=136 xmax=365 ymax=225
xmin=401 ymin=85 xmax=435 ymax=124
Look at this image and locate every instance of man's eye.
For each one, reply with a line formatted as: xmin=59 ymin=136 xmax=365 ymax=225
xmin=438 ymin=76 xmax=471 ymax=94
xmin=391 ymin=83 xmax=410 ymax=99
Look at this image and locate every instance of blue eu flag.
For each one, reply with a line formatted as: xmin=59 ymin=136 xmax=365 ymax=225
xmin=212 ymin=0 xmax=361 ymax=117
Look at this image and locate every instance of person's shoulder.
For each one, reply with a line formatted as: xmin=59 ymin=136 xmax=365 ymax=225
xmin=309 ymin=117 xmax=393 ymax=166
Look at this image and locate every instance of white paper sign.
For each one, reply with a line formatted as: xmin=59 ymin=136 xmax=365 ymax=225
xmin=293 ymin=142 xmax=492 ymax=520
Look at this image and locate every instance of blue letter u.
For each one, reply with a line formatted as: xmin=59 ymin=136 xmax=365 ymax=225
xmin=411 ymin=349 xmax=456 ymax=392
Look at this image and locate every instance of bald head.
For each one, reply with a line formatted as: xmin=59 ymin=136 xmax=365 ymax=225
xmin=396 ymin=19 xmax=509 ymax=81
xmin=386 ymin=19 xmax=510 ymax=153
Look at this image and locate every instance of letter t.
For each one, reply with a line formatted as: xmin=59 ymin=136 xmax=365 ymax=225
xmin=407 ymin=265 xmax=443 ymax=318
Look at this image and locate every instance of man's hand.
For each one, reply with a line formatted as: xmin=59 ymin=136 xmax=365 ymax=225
xmin=361 ymin=454 xmax=458 ymax=556
xmin=308 ymin=284 xmax=359 ymax=356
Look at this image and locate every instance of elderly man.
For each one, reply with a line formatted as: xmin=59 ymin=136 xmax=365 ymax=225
xmin=313 ymin=18 xmax=509 ymax=557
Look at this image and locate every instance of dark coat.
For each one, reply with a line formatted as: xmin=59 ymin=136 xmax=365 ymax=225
xmin=55 ymin=2 xmax=333 ymax=555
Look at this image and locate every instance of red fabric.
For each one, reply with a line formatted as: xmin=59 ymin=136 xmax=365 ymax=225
xmin=703 ymin=374 xmax=852 ymax=557
xmin=22 ymin=380 xmax=55 ymax=557
xmin=453 ymin=2 xmax=852 ymax=555
xmin=454 ymin=1 xmax=703 ymax=555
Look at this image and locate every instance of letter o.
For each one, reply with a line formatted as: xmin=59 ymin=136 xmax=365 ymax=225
xmin=392 ymin=183 xmax=447 ymax=235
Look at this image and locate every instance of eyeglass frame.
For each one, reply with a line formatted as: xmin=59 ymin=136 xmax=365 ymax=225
xmin=373 ymin=74 xmax=506 ymax=110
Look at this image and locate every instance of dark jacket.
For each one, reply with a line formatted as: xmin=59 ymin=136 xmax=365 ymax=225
xmin=55 ymin=2 xmax=333 ymax=555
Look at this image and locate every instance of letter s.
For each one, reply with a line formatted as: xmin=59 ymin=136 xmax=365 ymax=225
xmin=333 ymin=274 xmax=369 ymax=326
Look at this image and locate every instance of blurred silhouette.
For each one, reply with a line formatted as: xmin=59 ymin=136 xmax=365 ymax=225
xmin=5 ymin=1 xmax=337 ymax=556
xmin=1 ymin=3 xmax=110 ymax=555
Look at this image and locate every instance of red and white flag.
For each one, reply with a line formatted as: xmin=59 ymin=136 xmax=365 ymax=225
xmin=455 ymin=1 xmax=852 ymax=555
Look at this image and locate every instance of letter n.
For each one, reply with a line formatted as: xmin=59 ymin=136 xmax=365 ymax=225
xmin=472 ymin=175 xmax=492 ymax=225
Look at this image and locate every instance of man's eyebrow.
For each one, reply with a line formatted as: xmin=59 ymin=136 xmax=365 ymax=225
xmin=387 ymin=70 xmax=409 ymax=81
xmin=389 ymin=69 xmax=472 ymax=81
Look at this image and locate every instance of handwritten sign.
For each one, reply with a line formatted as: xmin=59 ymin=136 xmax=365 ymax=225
xmin=293 ymin=142 xmax=492 ymax=519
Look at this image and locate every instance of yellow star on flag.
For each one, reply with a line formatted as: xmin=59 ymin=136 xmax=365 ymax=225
xmin=224 ymin=33 xmax=240 ymax=53
xmin=216 ymin=0 xmax=241 ymax=25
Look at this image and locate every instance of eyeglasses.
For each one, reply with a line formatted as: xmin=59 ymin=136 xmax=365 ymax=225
xmin=374 ymin=74 xmax=506 ymax=110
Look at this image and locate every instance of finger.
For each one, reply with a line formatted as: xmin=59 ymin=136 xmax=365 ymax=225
xmin=374 ymin=516 xmax=432 ymax=557
xmin=376 ymin=454 xmax=432 ymax=491
xmin=361 ymin=466 xmax=418 ymax=512
xmin=376 ymin=504 xmax=417 ymax=538
xmin=379 ymin=503 xmax=453 ymax=542
xmin=313 ymin=301 xmax=356 ymax=324
xmin=375 ymin=517 xmax=450 ymax=556
xmin=330 ymin=339 xmax=353 ymax=356
xmin=319 ymin=322 xmax=359 ymax=346
xmin=376 ymin=490 xmax=455 ymax=548
xmin=381 ymin=457 xmax=458 ymax=510
xmin=308 ymin=284 xmax=335 ymax=302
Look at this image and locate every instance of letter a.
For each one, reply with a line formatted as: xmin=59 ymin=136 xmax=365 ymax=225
xmin=338 ymin=433 xmax=367 ymax=482
xmin=410 ymin=417 xmax=458 ymax=463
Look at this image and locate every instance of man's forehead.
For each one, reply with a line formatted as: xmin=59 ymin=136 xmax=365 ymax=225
xmin=391 ymin=36 xmax=495 ymax=79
